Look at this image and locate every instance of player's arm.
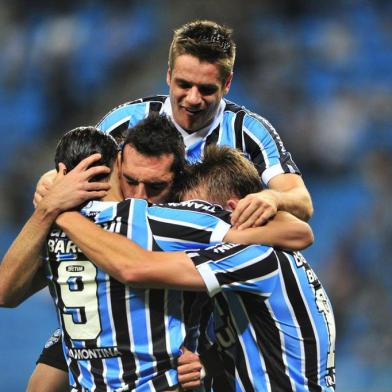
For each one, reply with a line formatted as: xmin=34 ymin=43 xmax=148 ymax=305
xmin=27 ymin=363 xmax=69 ymax=392
xmin=55 ymin=214 xmax=289 ymax=292
xmin=231 ymin=173 xmax=313 ymax=229
xmin=0 ymin=199 xmax=56 ymax=307
xmin=56 ymin=211 xmax=204 ymax=289
xmin=0 ymin=155 xmax=110 ymax=307
xmin=55 ymin=207 xmax=312 ymax=287
xmin=226 ymin=210 xmax=313 ymax=250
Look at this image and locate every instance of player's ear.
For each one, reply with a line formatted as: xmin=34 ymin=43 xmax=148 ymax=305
xmin=225 ymin=198 xmax=238 ymax=211
xmin=116 ymin=152 xmax=122 ymax=176
xmin=166 ymin=68 xmax=172 ymax=86
xmin=223 ymin=73 xmax=233 ymax=95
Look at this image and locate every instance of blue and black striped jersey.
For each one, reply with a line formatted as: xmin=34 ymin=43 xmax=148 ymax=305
xmin=45 ymin=198 xmax=231 ymax=391
xmin=187 ymin=244 xmax=336 ymax=392
xmin=96 ymin=96 xmax=300 ymax=187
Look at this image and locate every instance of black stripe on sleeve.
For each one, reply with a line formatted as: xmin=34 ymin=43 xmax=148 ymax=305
xmin=243 ymin=131 xmax=268 ymax=177
xmin=233 ymin=109 xmax=246 ymax=151
xmin=246 ymin=112 xmax=301 ymax=175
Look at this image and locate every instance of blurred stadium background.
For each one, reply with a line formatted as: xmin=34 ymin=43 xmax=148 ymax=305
xmin=0 ymin=0 xmax=391 ymax=390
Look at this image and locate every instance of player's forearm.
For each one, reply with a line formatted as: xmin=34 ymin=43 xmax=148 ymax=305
xmin=225 ymin=211 xmax=314 ymax=250
xmin=269 ymin=187 xmax=313 ymax=222
xmin=55 ymin=211 xmax=177 ymax=288
xmin=267 ymin=174 xmax=314 ymax=221
xmin=0 ymin=205 xmax=56 ymax=307
xmin=56 ymin=211 xmax=136 ymax=283
xmin=56 ymin=212 xmax=205 ymax=290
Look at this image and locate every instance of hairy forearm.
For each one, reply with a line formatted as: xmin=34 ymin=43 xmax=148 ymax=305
xmin=226 ymin=211 xmax=314 ymax=250
xmin=0 ymin=205 xmax=57 ymax=307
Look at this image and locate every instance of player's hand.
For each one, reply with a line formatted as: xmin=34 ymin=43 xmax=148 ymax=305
xmin=38 ymin=154 xmax=111 ymax=214
xmin=33 ymin=169 xmax=57 ymax=207
xmin=177 ymin=347 xmax=204 ymax=390
xmin=231 ymin=190 xmax=278 ymax=230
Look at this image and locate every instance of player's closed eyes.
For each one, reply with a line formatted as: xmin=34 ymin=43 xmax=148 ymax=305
xmin=125 ymin=176 xmax=169 ymax=193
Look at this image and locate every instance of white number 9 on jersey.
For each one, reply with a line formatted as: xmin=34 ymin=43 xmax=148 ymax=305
xmin=57 ymin=260 xmax=101 ymax=340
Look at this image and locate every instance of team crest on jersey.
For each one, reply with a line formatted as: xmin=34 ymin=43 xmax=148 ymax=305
xmin=44 ymin=328 xmax=62 ymax=348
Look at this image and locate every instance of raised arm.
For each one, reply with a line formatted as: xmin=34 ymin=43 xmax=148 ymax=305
xmin=231 ymin=173 xmax=313 ymax=229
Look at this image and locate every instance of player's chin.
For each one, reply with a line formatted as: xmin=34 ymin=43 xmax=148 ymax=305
xmin=184 ymin=116 xmax=207 ymax=133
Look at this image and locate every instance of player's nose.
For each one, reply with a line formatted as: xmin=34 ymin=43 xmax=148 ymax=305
xmin=186 ymin=86 xmax=202 ymax=106
xmin=134 ymin=184 xmax=148 ymax=200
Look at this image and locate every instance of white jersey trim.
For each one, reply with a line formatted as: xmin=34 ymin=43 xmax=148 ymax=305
xmin=197 ymin=263 xmax=221 ymax=297
xmin=262 ymin=163 xmax=285 ymax=186
xmin=210 ymin=220 xmax=231 ymax=244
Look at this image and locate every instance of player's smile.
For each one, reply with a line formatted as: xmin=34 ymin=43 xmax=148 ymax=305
xmin=183 ymin=107 xmax=203 ymax=115
xmin=167 ymin=54 xmax=232 ymax=133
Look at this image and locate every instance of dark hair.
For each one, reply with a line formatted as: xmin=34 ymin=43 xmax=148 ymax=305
xmin=123 ymin=114 xmax=186 ymax=195
xmin=169 ymin=20 xmax=236 ymax=84
xmin=178 ymin=145 xmax=262 ymax=205
xmin=54 ymin=126 xmax=118 ymax=181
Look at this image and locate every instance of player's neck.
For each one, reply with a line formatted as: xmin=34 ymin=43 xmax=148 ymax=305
xmin=104 ymin=181 xmax=122 ymax=202
xmin=102 ymin=171 xmax=123 ymax=202
xmin=100 ymin=163 xmax=123 ymax=202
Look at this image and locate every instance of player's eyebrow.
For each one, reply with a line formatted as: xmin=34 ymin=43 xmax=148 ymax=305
xmin=123 ymin=173 xmax=171 ymax=186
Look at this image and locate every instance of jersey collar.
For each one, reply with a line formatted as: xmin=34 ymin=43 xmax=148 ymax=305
xmin=161 ymin=97 xmax=226 ymax=148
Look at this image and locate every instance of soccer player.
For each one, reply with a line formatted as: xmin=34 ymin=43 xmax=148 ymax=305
xmin=0 ymin=127 xmax=312 ymax=391
xmin=96 ymin=19 xmax=313 ymax=229
xmin=56 ymin=145 xmax=335 ymax=391
xmin=26 ymin=114 xmax=189 ymax=392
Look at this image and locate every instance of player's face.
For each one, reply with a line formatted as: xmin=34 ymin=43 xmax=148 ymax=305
xmin=118 ymin=145 xmax=174 ymax=203
xmin=167 ymin=54 xmax=232 ymax=133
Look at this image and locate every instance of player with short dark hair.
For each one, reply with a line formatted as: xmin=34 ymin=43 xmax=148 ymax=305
xmin=54 ymin=126 xmax=119 ymax=181
xmin=119 ymin=114 xmax=186 ymax=203
xmin=122 ymin=113 xmax=185 ymax=172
